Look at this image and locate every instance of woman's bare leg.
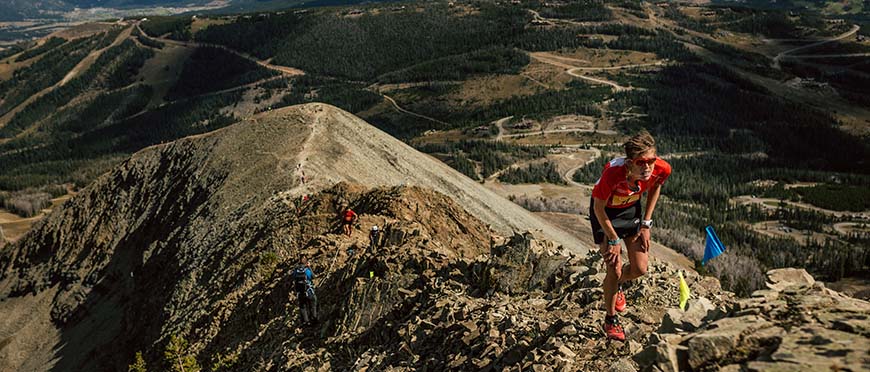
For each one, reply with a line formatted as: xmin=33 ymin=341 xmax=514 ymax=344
xmin=619 ymin=233 xmax=649 ymax=284
xmin=601 ymin=241 xmax=623 ymax=316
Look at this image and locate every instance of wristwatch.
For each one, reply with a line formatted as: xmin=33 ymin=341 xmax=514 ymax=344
xmin=641 ymin=219 xmax=653 ymax=228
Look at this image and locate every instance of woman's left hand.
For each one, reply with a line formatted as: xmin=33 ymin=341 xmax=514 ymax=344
xmin=639 ymin=226 xmax=651 ymax=252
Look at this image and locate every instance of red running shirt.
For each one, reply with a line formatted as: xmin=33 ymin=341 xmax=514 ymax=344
xmin=343 ymin=210 xmax=357 ymax=222
xmin=591 ymin=157 xmax=672 ymax=208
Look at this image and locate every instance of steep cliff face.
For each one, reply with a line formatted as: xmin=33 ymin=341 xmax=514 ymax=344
xmin=0 ymin=103 xmax=867 ymax=372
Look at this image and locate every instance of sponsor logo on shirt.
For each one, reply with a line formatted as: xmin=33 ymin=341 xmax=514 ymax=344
xmin=611 ymin=194 xmax=640 ymax=206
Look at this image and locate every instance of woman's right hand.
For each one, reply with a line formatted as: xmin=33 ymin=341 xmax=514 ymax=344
xmin=600 ymin=242 xmax=621 ymax=266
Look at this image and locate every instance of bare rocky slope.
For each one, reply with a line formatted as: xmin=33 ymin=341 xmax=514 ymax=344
xmin=0 ymin=104 xmax=867 ymax=371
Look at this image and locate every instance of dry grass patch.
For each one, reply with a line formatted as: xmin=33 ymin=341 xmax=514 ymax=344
xmin=0 ymin=56 xmax=39 ymax=81
xmin=0 ymin=214 xmax=39 ymax=242
xmin=219 ymin=84 xmax=285 ymax=119
xmin=0 ymin=191 xmax=74 ymax=242
xmin=191 ymin=18 xmax=232 ymax=35
xmin=712 ymin=31 xmax=766 ymax=52
xmin=545 ymin=151 xmax=596 ymax=175
xmin=410 ymin=129 xmax=472 ymax=146
xmin=550 ymin=47 xmax=659 ymax=67
xmin=354 ymin=98 xmax=391 ymax=119
xmin=135 ymin=44 xmax=195 ymax=106
xmin=48 ymin=22 xmax=114 ymax=40
xmin=540 ymin=114 xmax=596 ymax=131
xmin=509 ymin=131 xmax=619 ymax=146
xmin=520 ymin=60 xmax=574 ymax=89
xmin=750 ymin=220 xmax=840 ymax=245
xmin=448 ymin=74 xmax=543 ymax=106
xmin=485 ymin=181 xmax=581 ymax=201
xmin=679 ymin=6 xmax=708 ymax=21
xmin=0 ymin=21 xmax=39 ymax=28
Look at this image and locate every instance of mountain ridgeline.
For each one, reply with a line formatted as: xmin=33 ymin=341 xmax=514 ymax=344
xmin=0 ymin=104 xmax=868 ymax=371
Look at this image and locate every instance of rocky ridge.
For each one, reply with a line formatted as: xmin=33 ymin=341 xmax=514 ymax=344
xmin=0 ymin=103 xmax=584 ymax=371
xmin=636 ymin=268 xmax=870 ymax=372
xmin=0 ymin=104 xmax=867 ymax=371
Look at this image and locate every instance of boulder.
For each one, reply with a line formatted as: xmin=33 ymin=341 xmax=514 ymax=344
xmin=767 ymin=325 xmax=870 ymax=371
xmin=608 ymin=358 xmax=636 ymax=372
xmin=766 ymin=268 xmax=814 ymax=291
xmin=557 ymin=324 xmax=577 ymax=336
xmin=658 ymin=297 xmax=716 ymax=333
xmin=750 ymin=289 xmax=780 ymax=301
xmin=557 ymin=345 xmax=575 ymax=359
xmin=483 ymin=232 xmax=570 ymax=294
xmin=633 ymin=341 xmax=686 ymax=372
xmin=743 ymin=325 xmax=786 ymax=357
xmin=686 ymin=316 xmax=770 ymax=369
xmin=383 ymin=221 xmax=427 ymax=248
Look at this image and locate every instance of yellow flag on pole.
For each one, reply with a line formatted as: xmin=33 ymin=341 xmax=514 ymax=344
xmin=679 ymin=271 xmax=690 ymax=311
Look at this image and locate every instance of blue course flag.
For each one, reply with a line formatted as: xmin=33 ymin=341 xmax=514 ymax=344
xmin=702 ymin=225 xmax=726 ymax=265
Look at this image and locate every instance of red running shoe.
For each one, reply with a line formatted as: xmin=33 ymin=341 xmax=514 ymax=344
xmin=603 ymin=318 xmax=626 ymax=341
xmin=615 ymin=290 xmax=626 ymax=312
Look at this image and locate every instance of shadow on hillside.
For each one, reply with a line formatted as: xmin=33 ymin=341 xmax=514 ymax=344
xmin=48 ymin=169 xmax=216 ymax=371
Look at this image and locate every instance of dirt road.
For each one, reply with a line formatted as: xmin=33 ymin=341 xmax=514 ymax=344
xmin=562 ymin=147 xmax=601 ymax=188
xmin=773 ymin=25 xmax=860 ymax=65
xmin=784 ymin=52 xmax=870 ymax=59
xmin=529 ymin=52 xmax=664 ymax=92
xmin=381 ymin=94 xmax=452 ymax=128
xmin=494 ymin=115 xmax=617 ymax=141
xmin=137 ymin=22 xmax=304 ymax=77
xmin=493 ymin=116 xmax=512 ymax=141
xmin=731 ymin=195 xmax=870 ymax=219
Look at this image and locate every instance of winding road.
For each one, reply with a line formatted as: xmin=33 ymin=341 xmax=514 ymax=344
xmin=783 ymin=52 xmax=870 ymax=59
xmin=137 ymin=22 xmax=305 ymax=77
xmin=562 ymin=146 xmax=601 ymax=188
xmin=773 ymin=24 xmax=861 ymax=66
xmin=529 ymin=52 xmax=664 ymax=92
xmin=143 ymin=21 xmax=458 ymax=131
xmin=731 ymin=195 xmax=870 ymax=219
xmin=381 ymin=94 xmax=452 ymax=128
xmin=492 ymin=115 xmax=617 ymax=142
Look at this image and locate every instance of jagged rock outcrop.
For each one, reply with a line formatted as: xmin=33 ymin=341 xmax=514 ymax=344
xmin=273 ymin=223 xmax=731 ymax=371
xmin=635 ymin=268 xmax=870 ymax=372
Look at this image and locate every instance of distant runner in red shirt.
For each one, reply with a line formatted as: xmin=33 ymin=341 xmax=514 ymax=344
xmin=340 ymin=204 xmax=358 ymax=237
xmin=590 ymin=131 xmax=671 ymax=341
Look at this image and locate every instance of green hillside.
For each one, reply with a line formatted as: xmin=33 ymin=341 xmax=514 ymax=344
xmin=0 ymin=0 xmax=867 ymax=295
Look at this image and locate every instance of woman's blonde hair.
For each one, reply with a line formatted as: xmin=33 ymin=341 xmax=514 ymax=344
xmin=624 ymin=130 xmax=656 ymax=159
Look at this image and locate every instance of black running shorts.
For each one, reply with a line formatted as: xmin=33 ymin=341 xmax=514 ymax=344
xmin=589 ymin=198 xmax=641 ymax=244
